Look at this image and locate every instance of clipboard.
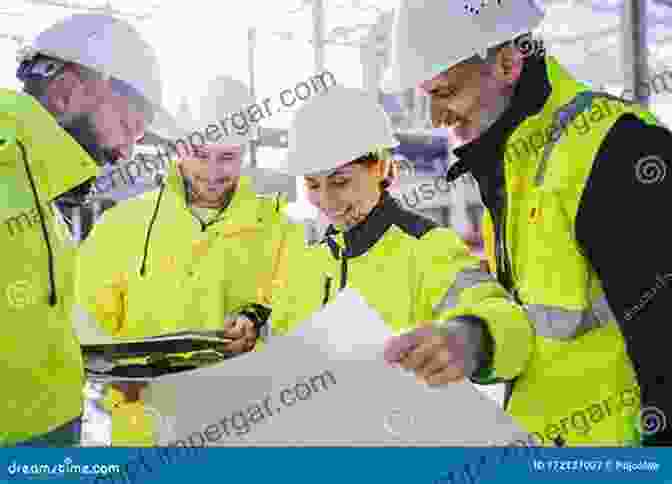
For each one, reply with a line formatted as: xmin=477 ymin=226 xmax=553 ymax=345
xmin=81 ymin=330 xmax=236 ymax=381
xmin=81 ymin=330 xmax=234 ymax=358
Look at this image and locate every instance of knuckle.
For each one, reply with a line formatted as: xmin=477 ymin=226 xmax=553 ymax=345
xmin=439 ymin=349 xmax=454 ymax=366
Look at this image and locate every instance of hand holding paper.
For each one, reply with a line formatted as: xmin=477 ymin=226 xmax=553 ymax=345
xmin=384 ymin=323 xmax=469 ymax=386
xmin=146 ymin=289 xmax=534 ymax=446
xmin=383 ymin=325 xmax=436 ymax=364
xmin=218 ymin=315 xmax=257 ymax=355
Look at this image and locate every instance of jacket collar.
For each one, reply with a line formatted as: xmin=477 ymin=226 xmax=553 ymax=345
xmin=449 ymin=55 xmax=592 ymax=181
xmin=449 ymin=55 xmax=550 ymax=181
xmin=1 ymin=89 xmax=98 ymax=201
xmin=322 ymin=191 xmax=399 ymax=259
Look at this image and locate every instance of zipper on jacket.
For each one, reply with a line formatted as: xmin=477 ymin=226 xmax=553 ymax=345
xmin=494 ymin=184 xmax=521 ymax=411
xmin=340 ymin=255 xmax=348 ymax=290
xmin=495 ymin=199 xmax=514 ymax=294
xmin=323 ymin=230 xmax=350 ymax=304
xmin=322 ymin=275 xmax=332 ymax=306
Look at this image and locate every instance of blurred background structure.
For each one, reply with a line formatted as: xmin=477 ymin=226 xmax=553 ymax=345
xmin=2 ymin=0 xmax=671 ymax=443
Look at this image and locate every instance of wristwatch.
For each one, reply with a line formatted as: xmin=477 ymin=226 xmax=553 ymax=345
xmin=238 ymin=303 xmax=272 ymax=333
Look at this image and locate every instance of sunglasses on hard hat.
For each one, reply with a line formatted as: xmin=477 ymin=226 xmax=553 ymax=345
xmin=17 ymin=54 xmax=155 ymax=125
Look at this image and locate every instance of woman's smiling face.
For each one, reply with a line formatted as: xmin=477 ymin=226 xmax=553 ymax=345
xmin=304 ymin=157 xmax=388 ymax=228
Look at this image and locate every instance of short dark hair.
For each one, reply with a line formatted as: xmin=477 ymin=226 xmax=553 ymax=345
xmin=351 ymin=148 xmax=394 ymax=190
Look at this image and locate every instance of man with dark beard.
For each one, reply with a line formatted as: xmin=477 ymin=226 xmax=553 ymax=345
xmin=1 ymin=13 xmax=176 ymax=446
xmin=76 ymin=76 xmax=294 ymax=445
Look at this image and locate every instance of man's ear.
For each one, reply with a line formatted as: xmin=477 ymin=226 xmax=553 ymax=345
xmin=492 ymin=45 xmax=524 ymax=84
xmin=365 ymin=158 xmax=388 ymax=184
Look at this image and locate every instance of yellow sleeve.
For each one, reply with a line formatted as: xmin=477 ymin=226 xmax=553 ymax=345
xmin=481 ymin=208 xmax=496 ymax=275
xmin=75 ymin=208 xmax=129 ymax=336
xmin=267 ymin=223 xmax=309 ymax=338
xmin=256 ymin=196 xmax=293 ymax=308
xmin=415 ymin=227 xmax=534 ymax=382
xmin=255 ymin=196 xmax=305 ymax=345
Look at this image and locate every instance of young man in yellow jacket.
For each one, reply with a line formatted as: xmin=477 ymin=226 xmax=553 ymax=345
xmin=76 ymin=76 xmax=295 ymax=445
xmin=1 ymin=13 xmax=175 ymax=446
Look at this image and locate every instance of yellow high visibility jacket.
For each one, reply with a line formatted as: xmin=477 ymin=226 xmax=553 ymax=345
xmin=0 ymin=89 xmax=98 ymax=445
xmin=76 ymin=161 xmax=294 ymax=445
xmin=272 ymin=191 xmax=533 ymax=387
xmin=479 ymin=56 xmax=660 ymax=446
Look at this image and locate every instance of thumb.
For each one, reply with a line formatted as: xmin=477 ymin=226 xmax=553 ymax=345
xmin=383 ymin=325 xmax=436 ymax=364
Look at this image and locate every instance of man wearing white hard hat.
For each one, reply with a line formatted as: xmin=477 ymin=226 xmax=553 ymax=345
xmin=1 ymin=13 xmax=176 ymax=446
xmin=271 ymin=87 xmax=531 ymax=418
xmin=384 ymin=0 xmax=672 ymax=446
xmin=76 ymin=76 xmax=295 ymax=446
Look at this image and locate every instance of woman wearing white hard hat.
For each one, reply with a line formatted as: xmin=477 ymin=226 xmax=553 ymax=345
xmin=272 ymin=86 xmax=530 ymax=395
xmin=1 ymin=13 xmax=177 ymax=447
xmin=384 ymin=0 xmax=671 ymax=446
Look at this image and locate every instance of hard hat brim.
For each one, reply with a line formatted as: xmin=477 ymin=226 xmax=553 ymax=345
xmin=279 ymin=140 xmax=400 ymax=177
xmin=381 ymin=53 xmax=479 ymax=94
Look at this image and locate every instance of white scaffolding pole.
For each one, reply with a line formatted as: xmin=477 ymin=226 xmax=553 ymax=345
xmin=248 ymin=27 xmax=258 ymax=168
xmin=312 ymin=0 xmax=326 ymax=73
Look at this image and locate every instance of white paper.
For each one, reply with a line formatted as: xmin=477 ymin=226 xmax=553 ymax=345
xmin=145 ymin=289 xmax=534 ymax=446
xmin=288 ymin=288 xmax=394 ymax=361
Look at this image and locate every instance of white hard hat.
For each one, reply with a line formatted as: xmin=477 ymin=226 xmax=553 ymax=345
xmin=195 ymin=76 xmax=256 ymax=146
xmin=281 ymin=86 xmax=399 ymax=177
xmin=21 ymin=13 xmax=180 ymax=139
xmin=383 ymin=0 xmax=545 ymax=93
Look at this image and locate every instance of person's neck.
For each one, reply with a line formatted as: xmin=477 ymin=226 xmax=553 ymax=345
xmin=192 ymin=199 xmax=229 ymax=210
xmin=191 ymin=190 xmax=234 ymax=211
xmin=477 ymin=82 xmax=516 ymax=137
